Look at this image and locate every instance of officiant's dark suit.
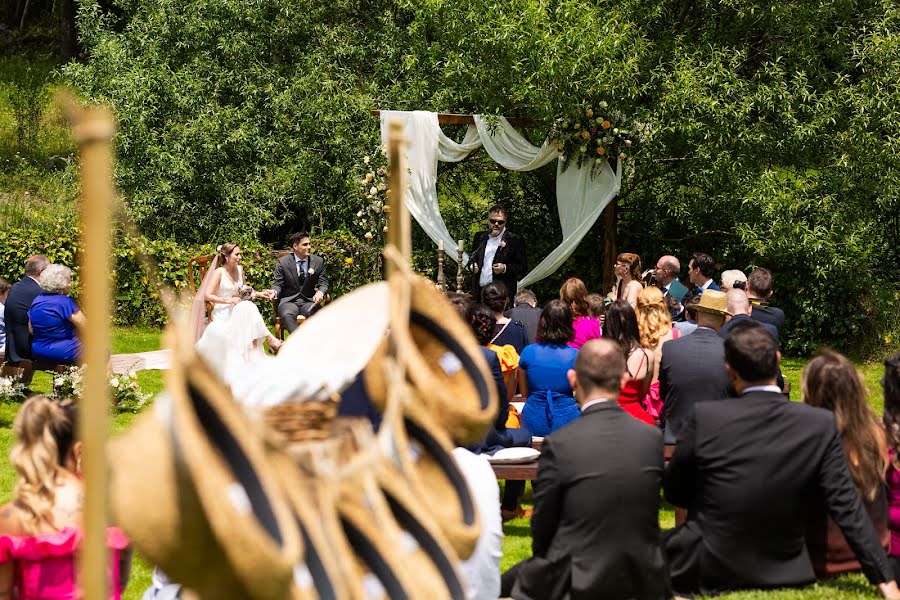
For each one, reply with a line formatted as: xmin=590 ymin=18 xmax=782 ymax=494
xmin=467 ymin=208 xmax=527 ymax=303
xmin=663 ymin=321 xmax=895 ymax=596
xmin=272 ymin=234 xmax=329 ymax=333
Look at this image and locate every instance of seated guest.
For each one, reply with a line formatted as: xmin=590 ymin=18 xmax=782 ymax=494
xmin=519 ymin=300 xmax=579 ymax=437
xmin=559 ymin=277 xmax=601 ymax=350
xmin=0 ymin=278 xmax=9 ymax=358
xmin=803 ymin=350 xmax=889 ymax=578
xmin=664 ymin=320 xmax=900 ymax=598
xmin=720 ymin=269 xmax=747 ymax=291
xmin=880 ymin=353 xmax=900 ymax=580
xmin=0 ymin=396 xmax=131 ymax=599
xmin=687 ymin=252 xmax=720 ymax=294
xmin=603 ymin=301 xmax=654 ymax=425
xmin=4 ymin=255 xmax=48 ymax=371
xmin=27 ymin=264 xmax=85 ymax=365
xmin=506 ymin=289 xmax=542 ymax=345
xmin=482 ymin=282 xmax=528 ymax=354
xmin=636 ymin=287 xmax=678 ymax=420
xmin=747 ymin=267 xmax=785 ymax=335
xmin=673 ymin=294 xmax=701 ymax=337
xmin=501 ymin=339 xmax=670 ymax=600
xmin=720 ymin=288 xmax=779 ymax=342
xmin=658 ymin=289 xmax=730 ymax=443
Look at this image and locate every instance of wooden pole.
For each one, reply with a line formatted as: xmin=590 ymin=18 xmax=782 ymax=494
xmin=456 ymin=241 xmax=464 ymax=292
xmin=65 ymin=96 xmax=115 ymax=600
xmin=385 ymin=120 xmax=410 ymax=276
xmin=602 ymin=196 xmax=618 ymax=295
xmin=436 ymin=240 xmax=445 ymax=290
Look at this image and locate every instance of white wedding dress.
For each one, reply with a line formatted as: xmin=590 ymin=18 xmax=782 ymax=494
xmin=196 ymin=266 xmax=273 ymax=390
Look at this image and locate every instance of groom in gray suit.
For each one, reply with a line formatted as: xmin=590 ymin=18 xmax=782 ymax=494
xmin=272 ymin=232 xmax=329 ymax=333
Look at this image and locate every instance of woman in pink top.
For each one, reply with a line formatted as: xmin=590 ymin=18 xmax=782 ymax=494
xmin=882 ymin=352 xmax=900 ymax=579
xmin=559 ymin=278 xmax=601 ymax=350
xmin=0 ymin=396 xmax=130 ymax=599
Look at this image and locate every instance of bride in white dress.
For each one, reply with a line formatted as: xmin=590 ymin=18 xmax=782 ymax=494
xmin=192 ymin=243 xmax=282 ymax=387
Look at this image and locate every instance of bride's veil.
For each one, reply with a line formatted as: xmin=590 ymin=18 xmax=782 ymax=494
xmin=190 ymin=254 xmax=220 ymax=342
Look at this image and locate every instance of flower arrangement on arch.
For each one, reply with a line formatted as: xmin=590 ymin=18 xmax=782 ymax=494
xmin=549 ymin=102 xmax=651 ymax=176
xmin=355 ymin=146 xmax=390 ymax=247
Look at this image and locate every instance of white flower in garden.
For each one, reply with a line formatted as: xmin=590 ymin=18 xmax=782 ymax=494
xmin=599 ymin=101 xmax=608 ymax=108
xmin=383 ymin=225 xmax=388 ymax=233
xmin=369 ymin=186 xmax=378 ymax=196
xmin=613 ymin=128 xmax=619 ymax=135
xmin=129 ymin=371 xmax=137 ymax=379
xmin=377 ymin=183 xmax=385 ymax=191
xmin=363 ymin=155 xmax=370 ymax=164
xmin=364 ymin=232 xmax=373 ymax=240
xmin=365 ymin=173 xmax=374 ymax=183
xmin=110 ymin=377 xmax=119 ymax=388
xmin=356 ymin=210 xmax=364 ymax=217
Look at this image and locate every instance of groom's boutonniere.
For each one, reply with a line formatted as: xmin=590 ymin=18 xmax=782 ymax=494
xmin=308 ymin=268 xmax=316 ymax=275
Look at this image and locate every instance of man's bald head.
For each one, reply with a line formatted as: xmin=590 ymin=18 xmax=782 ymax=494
xmin=571 ymin=339 xmax=627 ymax=403
xmin=726 ymin=288 xmax=751 ymax=317
xmin=655 ymin=255 xmax=681 ymax=284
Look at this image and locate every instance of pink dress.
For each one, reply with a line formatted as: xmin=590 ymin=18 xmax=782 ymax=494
xmin=567 ymin=316 xmax=602 ymax=350
xmin=642 ymin=328 xmax=680 ymax=419
xmin=0 ymin=527 xmax=129 ymax=600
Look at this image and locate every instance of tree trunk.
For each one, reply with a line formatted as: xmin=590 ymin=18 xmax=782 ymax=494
xmin=60 ymin=0 xmax=76 ymax=61
xmin=18 ymin=0 xmax=30 ymax=31
xmin=602 ymin=196 xmax=618 ymax=295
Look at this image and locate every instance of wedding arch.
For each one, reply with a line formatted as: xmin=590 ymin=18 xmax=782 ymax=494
xmin=376 ymin=110 xmax=622 ymax=291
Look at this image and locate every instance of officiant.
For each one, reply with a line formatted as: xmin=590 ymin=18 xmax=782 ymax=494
xmin=466 ymin=206 xmax=527 ymax=303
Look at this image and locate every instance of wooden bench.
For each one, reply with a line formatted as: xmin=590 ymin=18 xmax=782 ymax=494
xmin=1 ymin=358 xmax=70 ymax=384
xmin=490 ymin=443 xmax=677 ymax=481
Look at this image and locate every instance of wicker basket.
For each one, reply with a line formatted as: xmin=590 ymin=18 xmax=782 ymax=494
xmin=262 ymin=399 xmax=339 ymax=447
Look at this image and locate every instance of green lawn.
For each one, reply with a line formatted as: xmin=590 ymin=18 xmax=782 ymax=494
xmin=3 ymin=328 xmax=894 ymax=598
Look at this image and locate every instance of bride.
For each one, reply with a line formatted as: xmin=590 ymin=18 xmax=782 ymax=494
xmin=191 ymin=243 xmax=282 ymax=386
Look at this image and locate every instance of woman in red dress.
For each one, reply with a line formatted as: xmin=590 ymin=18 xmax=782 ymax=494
xmin=603 ymin=300 xmax=655 ymax=425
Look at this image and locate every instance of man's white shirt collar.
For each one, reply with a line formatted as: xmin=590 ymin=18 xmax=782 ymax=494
xmin=699 ymin=279 xmax=713 ymax=291
xmin=742 ymin=385 xmax=782 ymax=395
xmin=580 ymin=397 xmax=611 ymax=413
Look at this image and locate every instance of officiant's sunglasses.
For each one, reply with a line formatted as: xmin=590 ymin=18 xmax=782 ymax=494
xmin=489 ymin=218 xmax=505 ymax=225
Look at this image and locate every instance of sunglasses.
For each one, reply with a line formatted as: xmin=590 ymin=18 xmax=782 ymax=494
xmin=489 ymin=218 xmax=505 ymax=225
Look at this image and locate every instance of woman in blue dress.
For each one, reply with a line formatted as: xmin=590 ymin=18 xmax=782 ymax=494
xmin=27 ymin=264 xmax=84 ymax=364
xmin=519 ymin=299 xmax=580 ymax=436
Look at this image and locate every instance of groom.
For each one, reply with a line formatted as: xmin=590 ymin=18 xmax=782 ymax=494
xmin=272 ymin=232 xmax=329 ymax=333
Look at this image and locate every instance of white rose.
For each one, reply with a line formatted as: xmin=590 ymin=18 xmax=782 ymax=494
xmin=363 ymin=155 xmax=370 ymax=164
xmin=111 ymin=377 xmax=120 ymax=387
xmin=356 ymin=210 xmax=364 ymax=217
xmin=364 ymin=232 xmax=373 ymax=240
xmin=369 ymin=186 xmax=378 ymax=196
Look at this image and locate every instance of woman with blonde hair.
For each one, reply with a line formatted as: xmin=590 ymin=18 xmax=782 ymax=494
xmin=610 ymin=253 xmax=643 ymax=308
xmin=0 ymin=396 xmax=130 ymax=598
xmin=803 ymin=350 xmax=889 ymax=577
xmin=559 ymin=277 xmax=601 ymax=350
xmin=635 ymin=286 xmax=679 ymax=419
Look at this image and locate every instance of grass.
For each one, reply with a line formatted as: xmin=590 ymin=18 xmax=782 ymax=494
xmin=1 ymin=328 xmax=894 ymax=598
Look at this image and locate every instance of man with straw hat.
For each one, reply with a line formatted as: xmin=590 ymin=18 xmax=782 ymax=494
xmin=658 ymin=289 xmax=730 ymax=444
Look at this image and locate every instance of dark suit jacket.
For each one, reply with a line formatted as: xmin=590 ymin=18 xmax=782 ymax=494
xmin=4 ymin=276 xmax=41 ymax=362
xmin=506 ymin=304 xmax=541 ymax=345
xmin=514 ymin=401 xmax=669 ymax=600
xmin=749 ymin=299 xmax=786 ymax=335
xmin=658 ymin=328 xmax=729 ymax=440
xmin=468 ymin=230 xmax=527 ymax=300
xmin=719 ymin=314 xmax=779 ymax=344
xmin=700 ymin=280 xmax=721 ymax=293
xmin=664 ymin=392 xmax=894 ymax=594
xmin=272 ymin=253 xmax=328 ymax=307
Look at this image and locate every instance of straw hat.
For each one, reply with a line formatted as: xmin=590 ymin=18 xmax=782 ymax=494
xmin=364 ymin=274 xmax=498 ymax=444
xmin=107 ymin=323 xmax=302 ymax=600
xmin=694 ymin=289 xmax=730 ymax=316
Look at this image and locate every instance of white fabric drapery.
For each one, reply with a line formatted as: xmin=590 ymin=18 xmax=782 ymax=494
xmin=379 ymin=110 xmax=621 ymax=290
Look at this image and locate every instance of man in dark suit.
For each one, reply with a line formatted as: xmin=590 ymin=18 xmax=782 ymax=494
xmin=658 ymin=289 xmax=730 ymax=443
xmin=505 ymin=289 xmax=541 ymax=345
xmin=688 ymin=252 xmax=720 ymax=295
xmin=4 ymin=255 xmax=48 ymax=374
xmin=663 ymin=320 xmax=900 ymax=599
xmin=271 ymin=232 xmax=329 ymax=333
xmin=467 ymin=206 xmax=527 ymax=303
xmin=746 ymin=266 xmax=786 ymax=335
xmin=502 ymin=339 xmax=670 ymax=600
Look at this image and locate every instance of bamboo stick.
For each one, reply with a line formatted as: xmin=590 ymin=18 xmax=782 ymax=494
xmin=64 ymin=95 xmax=116 ymax=600
xmin=385 ymin=120 xmax=410 ymax=278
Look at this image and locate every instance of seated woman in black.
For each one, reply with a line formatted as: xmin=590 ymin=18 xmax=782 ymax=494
xmin=481 ymin=282 xmax=528 ymax=354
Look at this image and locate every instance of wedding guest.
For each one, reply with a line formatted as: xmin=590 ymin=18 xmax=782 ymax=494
xmin=747 ymin=267 xmax=786 ymax=335
xmin=611 ymin=252 xmax=644 ymax=308
xmin=0 ymin=396 xmax=131 ymax=599
xmin=27 ymin=264 xmax=84 ymax=365
xmin=687 ymin=252 xmax=720 ymax=294
xmin=881 ymin=353 xmax=900 ymax=580
xmin=586 ymin=293 xmax=605 ymax=319
xmin=636 ymin=286 xmax=678 ymax=421
xmin=720 ymin=269 xmax=747 ymax=291
xmin=604 ymin=301 xmax=654 ymax=425
xmin=665 ymin=321 xmax=900 ymax=598
xmin=4 ymin=255 xmax=48 ymax=370
xmin=654 ymin=255 xmax=687 ymax=320
xmin=0 ymin=278 xmax=10 ymax=358
xmin=506 ymin=289 xmax=541 ymax=345
xmin=482 ymin=282 xmax=528 ymax=354
xmin=559 ymin=277 xmax=601 ymax=350
xmin=720 ymin=288 xmax=779 ymax=343
xmin=803 ymin=350 xmax=889 ymax=577
xmin=519 ymin=300 xmax=579 ymax=437
xmin=673 ymin=294 xmax=701 ymax=337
